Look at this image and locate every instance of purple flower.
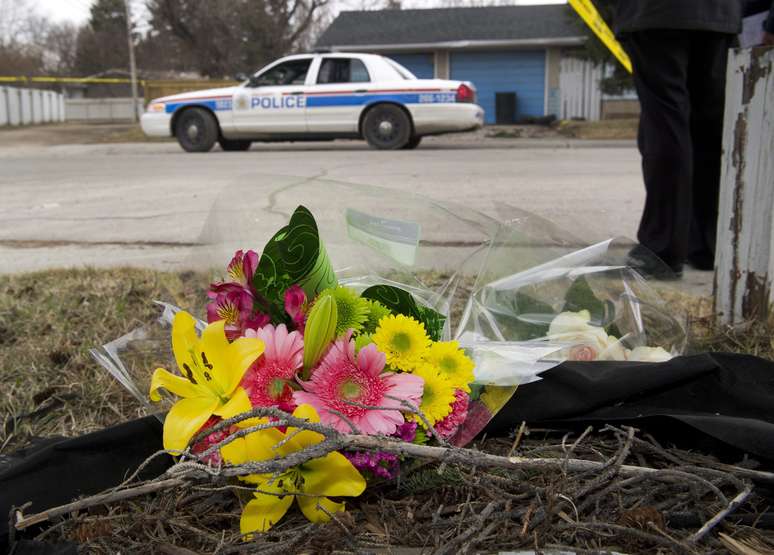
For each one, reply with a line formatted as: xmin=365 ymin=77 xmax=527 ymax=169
xmin=206 ymin=250 xmax=268 ymax=340
xmin=284 ymin=284 xmax=307 ymax=331
xmin=394 ymin=421 xmax=418 ymax=442
xmin=344 ymin=450 xmax=400 ymax=480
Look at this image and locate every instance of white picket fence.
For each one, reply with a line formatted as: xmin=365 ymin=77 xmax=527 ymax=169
xmin=0 ymin=86 xmax=66 ymax=126
xmin=558 ymin=57 xmax=603 ymax=121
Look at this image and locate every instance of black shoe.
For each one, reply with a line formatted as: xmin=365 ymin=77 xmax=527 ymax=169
xmin=626 ymin=245 xmax=683 ymax=280
xmin=687 ymin=251 xmax=714 ymax=271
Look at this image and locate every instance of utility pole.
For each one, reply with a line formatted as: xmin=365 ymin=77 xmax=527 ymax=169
xmin=124 ymin=0 xmax=140 ymax=123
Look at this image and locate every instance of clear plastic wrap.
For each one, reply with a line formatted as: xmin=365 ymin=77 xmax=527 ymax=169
xmin=92 ymin=177 xmax=687 ymax=446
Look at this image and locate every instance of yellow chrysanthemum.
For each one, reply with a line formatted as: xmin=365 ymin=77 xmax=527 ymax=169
xmin=372 ymin=314 xmax=431 ymax=370
xmin=424 ymin=341 xmax=475 ymax=393
xmin=411 ymin=364 xmax=456 ymax=425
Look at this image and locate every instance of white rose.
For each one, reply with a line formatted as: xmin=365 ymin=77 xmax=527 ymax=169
xmin=628 ymin=346 xmax=673 ymax=363
xmin=548 ymin=310 xmax=627 ymax=362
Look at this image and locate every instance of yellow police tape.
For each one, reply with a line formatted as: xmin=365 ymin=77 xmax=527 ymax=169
xmin=0 ymin=76 xmax=146 ymax=85
xmin=568 ymin=0 xmax=633 ymax=74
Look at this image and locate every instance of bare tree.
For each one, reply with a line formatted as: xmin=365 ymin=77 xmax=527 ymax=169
xmin=44 ymin=23 xmax=80 ymax=75
xmin=146 ymin=0 xmax=330 ymax=78
xmin=0 ymin=0 xmax=48 ymax=75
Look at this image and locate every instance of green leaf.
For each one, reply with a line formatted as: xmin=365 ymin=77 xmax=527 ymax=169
xmin=253 ymin=206 xmax=337 ymax=309
xmin=562 ymin=276 xmax=614 ymax=329
xmin=361 ymin=284 xmax=446 ymax=341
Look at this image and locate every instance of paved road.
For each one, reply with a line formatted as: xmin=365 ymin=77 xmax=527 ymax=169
xmin=0 ymin=136 xmax=712 ymax=296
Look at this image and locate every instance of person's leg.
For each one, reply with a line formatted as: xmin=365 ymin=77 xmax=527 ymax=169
xmin=686 ymin=32 xmax=735 ymax=269
xmin=625 ymin=30 xmax=692 ymax=271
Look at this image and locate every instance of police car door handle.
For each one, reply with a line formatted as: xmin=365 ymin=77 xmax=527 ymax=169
xmin=355 ymin=89 xmax=367 ymax=93
xmin=288 ymin=91 xmax=304 ymax=95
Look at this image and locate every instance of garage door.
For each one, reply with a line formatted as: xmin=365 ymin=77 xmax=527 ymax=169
xmin=386 ymin=53 xmax=435 ymax=79
xmin=451 ymin=50 xmax=545 ymax=124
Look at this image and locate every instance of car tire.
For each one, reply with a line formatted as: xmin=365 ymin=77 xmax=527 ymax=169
xmin=175 ymin=107 xmax=218 ymax=153
xmin=402 ymin=135 xmax=422 ymax=150
xmin=362 ymin=104 xmax=412 ymax=150
xmin=218 ymin=138 xmax=252 ymax=152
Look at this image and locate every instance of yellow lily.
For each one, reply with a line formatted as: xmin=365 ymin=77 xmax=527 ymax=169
xmin=222 ymin=404 xmax=366 ymax=535
xmin=149 ymin=311 xmax=264 ymax=452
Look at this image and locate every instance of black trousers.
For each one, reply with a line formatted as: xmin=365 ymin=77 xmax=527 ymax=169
xmin=624 ymin=30 xmax=735 ymax=267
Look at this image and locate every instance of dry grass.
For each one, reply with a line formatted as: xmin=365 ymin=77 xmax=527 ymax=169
xmin=557 ymin=118 xmax=639 ymax=140
xmin=0 ymin=268 xmax=207 ymax=453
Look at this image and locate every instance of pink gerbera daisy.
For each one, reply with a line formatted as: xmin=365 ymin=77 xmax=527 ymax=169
xmin=293 ymin=338 xmax=424 ymax=435
xmin=240 ymin=324 xmax=303 ymax=411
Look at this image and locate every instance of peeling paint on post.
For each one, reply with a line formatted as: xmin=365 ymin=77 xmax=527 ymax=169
xmin=714 ymin=47 xmax=774 ymax=326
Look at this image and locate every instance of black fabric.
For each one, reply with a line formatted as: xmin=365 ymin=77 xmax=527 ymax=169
xmin=1 ymin=416 xmax=171 ymax=555
xmin=615 ymin=0 xmax=743 ymax=34
xmin=622 ymin=30 xmax=734 ymax=268
xmin=488 ymin=353 xmax=774 ymax=463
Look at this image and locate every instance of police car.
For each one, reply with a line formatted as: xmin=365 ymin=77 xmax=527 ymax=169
xmin=141 ymin=52 xmax=484 ymax=152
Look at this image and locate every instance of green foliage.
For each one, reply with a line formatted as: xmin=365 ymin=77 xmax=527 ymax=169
xmin=253 ymin=206 xmax=336 ymax=322
xmin=361 ymin=285 xmax=446 ymax=341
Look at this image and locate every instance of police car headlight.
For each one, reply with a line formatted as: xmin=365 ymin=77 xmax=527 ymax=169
xmin=147 ymin=102 xmax=166 ymax=113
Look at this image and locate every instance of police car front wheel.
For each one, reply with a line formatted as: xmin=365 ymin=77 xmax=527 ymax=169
xmin=175 ymin=107 xmax=219 ymax=153
xmin=362 ymin=104 xmax=412 ymax=150
xmin=219 ymin=138 xmax=252 ymax=152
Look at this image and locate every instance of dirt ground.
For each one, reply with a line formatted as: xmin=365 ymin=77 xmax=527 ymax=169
xmin=0 ymin=122 xmax=171 ymax=147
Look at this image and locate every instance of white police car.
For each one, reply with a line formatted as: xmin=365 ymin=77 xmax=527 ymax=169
xmin=141 ymin=52 xmax=484 ymax=152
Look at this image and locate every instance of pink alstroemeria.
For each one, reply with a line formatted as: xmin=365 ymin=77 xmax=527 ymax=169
xmin=293 ymin=338 xmax=424 ymax=435
xmin=207 ymin=249 xmax=269 ymax=340
xmin=284 ymin=284 xmax=307 ymax=331
xmin=227 ymin=249 xmax=259 ymax=287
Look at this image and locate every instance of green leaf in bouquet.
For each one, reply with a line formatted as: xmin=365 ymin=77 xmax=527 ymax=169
xmin=253 ymin=206 xmax=337 ymax=306
xmin=361 ymin=284 xmax=446 ymax=341
xmin=505 ymin=291 xmax=552 ymax=340
xmin=562 ymin=276 xmax=616 ymax=331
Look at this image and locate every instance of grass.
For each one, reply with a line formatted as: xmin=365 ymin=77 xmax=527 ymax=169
xmin=0 ymin=268 xmax=207 ymax=453
xmin=556 ymin=118 xmax=638 ymax=140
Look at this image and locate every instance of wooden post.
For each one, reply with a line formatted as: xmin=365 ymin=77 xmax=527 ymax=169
xmin=715 ymin=46 xmax=774 ymax=326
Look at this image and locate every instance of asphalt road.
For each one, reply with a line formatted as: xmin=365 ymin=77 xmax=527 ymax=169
xmin=0 ymin=134 xmax=712 ymax=296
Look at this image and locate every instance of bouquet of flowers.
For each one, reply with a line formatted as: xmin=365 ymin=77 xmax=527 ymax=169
xmin=144 ymin=205 xmax=484 ymax=534
xmin=92 ymin=181 xmax=687 ymax=537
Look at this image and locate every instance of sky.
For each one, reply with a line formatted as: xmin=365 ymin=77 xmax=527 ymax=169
xmin=34 ymin=0 xmax=567 ymax=26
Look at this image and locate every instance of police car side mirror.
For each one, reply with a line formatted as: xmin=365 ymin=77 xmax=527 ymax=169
xmin=235 ymin=72 xmax=248 ymax=82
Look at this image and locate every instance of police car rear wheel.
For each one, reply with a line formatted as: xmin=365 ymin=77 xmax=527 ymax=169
xmin=363 ymin=105 xmax=411 ymax=150
xmin=176 ymin=108 xmax=218 ymax=153
xmin=218 ymin=138 xmax=252 ymax=152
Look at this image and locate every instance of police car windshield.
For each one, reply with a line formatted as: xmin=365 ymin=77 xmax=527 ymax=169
xmin=252 ymin=58 xmax=312 ymax=87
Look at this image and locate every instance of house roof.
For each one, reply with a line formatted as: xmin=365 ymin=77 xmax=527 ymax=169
xmin=316 ymin=4 xmax=584 ymax=50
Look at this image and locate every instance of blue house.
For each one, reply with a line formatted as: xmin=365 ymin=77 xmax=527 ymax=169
xmin=316 ymin=4 xmax=585 ymax=124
